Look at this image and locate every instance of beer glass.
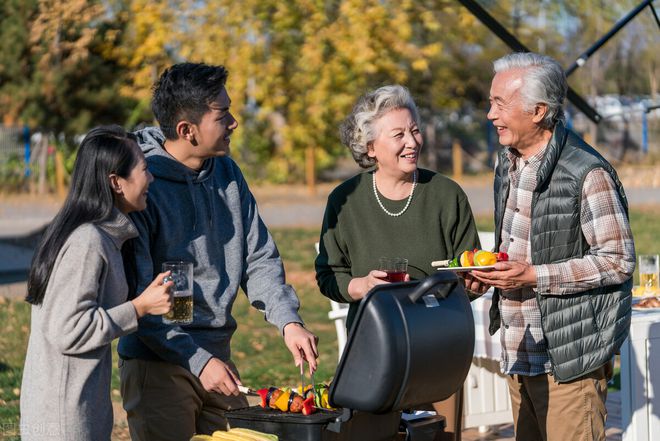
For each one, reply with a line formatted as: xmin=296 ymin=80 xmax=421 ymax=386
xmin=379 ymin=257 xmax=408 ymax=283
xmin=639 ymin=254 xmax=659 ymax=296
xmin=162 ymin=261 xmax=193 ymax=324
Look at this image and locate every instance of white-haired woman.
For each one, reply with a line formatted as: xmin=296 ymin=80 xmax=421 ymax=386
xmin=315 ymin=84 xmax=480 ymax=440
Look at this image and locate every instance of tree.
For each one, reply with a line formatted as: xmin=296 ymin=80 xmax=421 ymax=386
xmin=1 ymin=0 xmax=136 ymax=141
xmin=107 ymin=0 xmax=180 ymax=127
xmin=177 ymin=0 xmax=485 ymax=182
xmin=0 ymin=0 xmax=38 ymax=126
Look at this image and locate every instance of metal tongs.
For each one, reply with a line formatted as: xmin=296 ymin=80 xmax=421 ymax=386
xmin=237 ymin=356 xmax=316 ymax=398
xmin=299 ymin=356 xmax=316 ymax=397
xmin=237 ymin=385 xmax=258 ymax=396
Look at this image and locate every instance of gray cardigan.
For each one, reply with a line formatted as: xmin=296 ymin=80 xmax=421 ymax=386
xmin=20 ymin=209 xmax=139 ymax=441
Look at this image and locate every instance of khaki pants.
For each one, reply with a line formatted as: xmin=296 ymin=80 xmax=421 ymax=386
xmin=506 ymin=361 xmax=612 ymax=441
xmin=119 ymin=358 xmax=248 ymax=441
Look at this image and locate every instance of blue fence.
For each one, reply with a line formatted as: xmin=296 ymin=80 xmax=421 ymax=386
xmin=0 ymin=126 xmax=30 ymax=176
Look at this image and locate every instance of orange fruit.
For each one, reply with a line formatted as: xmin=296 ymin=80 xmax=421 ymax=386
xmin=474 ymin=250 xmax=497 ymax=266
xmin=459 ymin=250 xmax=474 ymax=267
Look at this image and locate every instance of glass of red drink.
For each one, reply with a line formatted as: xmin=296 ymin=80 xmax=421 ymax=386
xmin=379 ymin=257 xmax=408 ymax=283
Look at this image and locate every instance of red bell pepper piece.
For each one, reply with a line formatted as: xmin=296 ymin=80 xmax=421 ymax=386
xmin=256 ymin=388 xmax=269 ymax=408
xmin=496 ymin=252 xmax=509 ymax=262
xmin=301 ymin=396 xmax=316 ymax=415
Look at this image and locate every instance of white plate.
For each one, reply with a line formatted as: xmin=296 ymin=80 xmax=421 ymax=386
xmin=435 ymin=265 xmax=496 ymax=272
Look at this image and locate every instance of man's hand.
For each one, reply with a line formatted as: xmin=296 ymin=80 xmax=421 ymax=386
xmin=283 ymin=323 xmax=319 ymax=374
xmin=199 ymin=358 xmax=241 ymax=396
xmin=461 ymin=272 xmax=491 ymax=297
xmin=471 ymin=261 xmax=537 ymax=291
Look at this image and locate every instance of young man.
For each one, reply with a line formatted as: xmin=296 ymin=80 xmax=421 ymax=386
xmin=118 ymin=62 xmax=318 ymax=441
xmin=469 ymin=52 xmax=635 ymax=441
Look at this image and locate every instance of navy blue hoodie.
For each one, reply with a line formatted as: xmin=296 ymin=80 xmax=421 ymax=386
xmin=118 ymin=127 xmax=303 ymax=376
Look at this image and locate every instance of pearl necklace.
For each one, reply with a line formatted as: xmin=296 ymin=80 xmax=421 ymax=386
xmin=372 ymin=171 xmax=417 ymax=217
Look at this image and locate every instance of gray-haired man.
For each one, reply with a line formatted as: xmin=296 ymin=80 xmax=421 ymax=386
xmin=469 ymin=52 xmax=635 ymax=441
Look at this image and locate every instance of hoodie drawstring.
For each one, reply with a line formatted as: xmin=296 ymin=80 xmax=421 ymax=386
xmin=184 ymin=173 xmax=198 ymax=232
xmin=206 ymin=183 xmax=214 ymax=228
xmin=185 ymin=172 xmax=217 ymax=231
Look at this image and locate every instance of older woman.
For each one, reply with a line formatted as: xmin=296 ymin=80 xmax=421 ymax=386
xmin=315 ymin=84 xmax=479 ymax=441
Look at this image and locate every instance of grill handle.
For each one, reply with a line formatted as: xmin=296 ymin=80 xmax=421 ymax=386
xmin=326 ymin=408 xmax=353 ymax=432
xmin=408 ymin=271 xmax=459 ymax=304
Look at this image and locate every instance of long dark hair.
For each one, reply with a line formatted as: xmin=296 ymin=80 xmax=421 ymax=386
xmin=26 ymin=125 xmax=140 ymax=305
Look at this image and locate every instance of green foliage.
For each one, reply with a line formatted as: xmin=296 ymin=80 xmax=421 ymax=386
xmin=0 ymin=0 xmax=138 ymax=140
xmin=0 ymin=1 xmax=657 ymax=183
xmin=0 ymin=298 xmax=31 ymax=437
xmin=0 ymin=154 xmax=28 ymax=192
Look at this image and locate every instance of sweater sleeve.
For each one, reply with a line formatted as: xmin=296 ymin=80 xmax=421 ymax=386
xmin=315 ymin=194 xmax=354 ymax=304
xmin=42 ymin=234 xmax=138 ymax=355
xmin=235 ymin=165 xmax=304 ymax=333
xmin=444 ymin=184 xmax=482 ymax=255
xmin=127 ymin=208 xmax=214 ymax=377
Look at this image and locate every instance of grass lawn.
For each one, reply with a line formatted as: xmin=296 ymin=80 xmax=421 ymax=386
xmin=1 ymin=207 xmax=659 ymax=438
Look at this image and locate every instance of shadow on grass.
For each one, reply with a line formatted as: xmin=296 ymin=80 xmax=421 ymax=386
xmin=0 ymin=361 xmax=10 ymax=373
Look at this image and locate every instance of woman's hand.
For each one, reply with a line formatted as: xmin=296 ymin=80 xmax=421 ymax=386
xmin=347 ymin=270 xmax=389 ymax=301
xmin=131 ymin=271 xmax=173 ymax=318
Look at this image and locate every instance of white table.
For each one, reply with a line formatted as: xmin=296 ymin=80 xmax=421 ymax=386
xmin=463 ymin=291 xmax=513 ymax=430
xmin=621 ymin=308 xmax=660 ymax=441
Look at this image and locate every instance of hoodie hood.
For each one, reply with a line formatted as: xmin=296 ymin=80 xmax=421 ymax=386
xmin=133 ymin=126 xmax=219 ymax=231
xmin=133 ymin=126 xmax=215 ymax=184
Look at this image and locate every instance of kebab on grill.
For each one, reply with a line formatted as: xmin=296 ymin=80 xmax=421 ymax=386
xmin=256 ymin=387 xmax=316 ymax=415
xmin=296 ymin=383 xmax=334 ymax=410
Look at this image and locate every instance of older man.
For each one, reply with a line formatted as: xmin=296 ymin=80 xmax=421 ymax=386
xmin=470 ymin=52 xmax=635 ymax=441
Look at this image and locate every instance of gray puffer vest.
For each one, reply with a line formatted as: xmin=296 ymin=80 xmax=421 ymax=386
xmin=489 ymin=122 xmax=632 ymax=382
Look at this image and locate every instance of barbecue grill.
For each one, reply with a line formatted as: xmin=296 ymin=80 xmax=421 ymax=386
xmin=227 ymin=271 xmax=475 ymax=441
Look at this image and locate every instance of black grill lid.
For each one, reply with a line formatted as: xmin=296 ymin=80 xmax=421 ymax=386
xmin=328 ymin=271 xmax=475 ymax=414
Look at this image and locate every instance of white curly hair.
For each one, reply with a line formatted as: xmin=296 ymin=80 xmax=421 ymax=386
xmin=339 ymin=85 xmax=420 ymax=168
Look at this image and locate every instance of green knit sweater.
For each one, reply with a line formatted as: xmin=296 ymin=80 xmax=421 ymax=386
xmin=315 ymin=168 xmax=480 ymax=328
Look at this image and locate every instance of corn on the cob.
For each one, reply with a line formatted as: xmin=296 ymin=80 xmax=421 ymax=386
xmin=211 ymin=430 xmax=258 ymax=441
xmin=190 ymin=435 xmax=215 ymax=441
xmin=229 ymin=427 xmax=279 ymax=441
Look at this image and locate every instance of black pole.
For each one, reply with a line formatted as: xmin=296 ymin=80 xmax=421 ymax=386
xmin=566 ymin=0 xmax=657 ymax=76
xmin=456 ymin=0 xmax=602 ymax=123
xmin=650 ymin=1 xmax=660 ymax=28
xmin=456 ymin=0 xmax=529 ymax=53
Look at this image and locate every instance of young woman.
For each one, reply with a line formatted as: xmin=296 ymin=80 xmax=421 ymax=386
xmin=315 ymin=85 xmax=481 ymax=441
xmin=20 ymin=125 xmax=173 ymax=441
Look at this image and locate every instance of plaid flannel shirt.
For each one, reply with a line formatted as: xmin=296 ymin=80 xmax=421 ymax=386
xmin=498 ymin=147 xmax=635 ymax=376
